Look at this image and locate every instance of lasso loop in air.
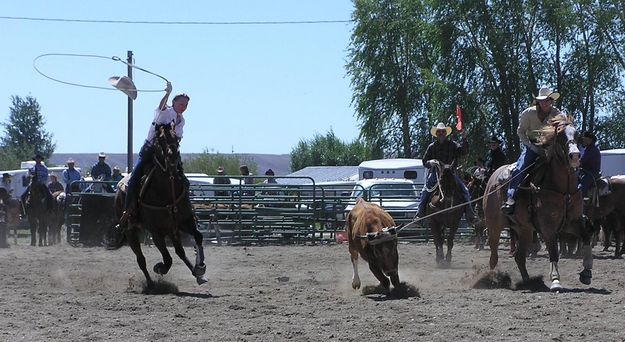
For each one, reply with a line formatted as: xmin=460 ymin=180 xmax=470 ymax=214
xmin=33 ymin=53 xmax=167 ymax=92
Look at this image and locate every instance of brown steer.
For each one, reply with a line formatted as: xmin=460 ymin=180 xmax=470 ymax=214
xmin=347 ymin=198 xmax=400 ymax=293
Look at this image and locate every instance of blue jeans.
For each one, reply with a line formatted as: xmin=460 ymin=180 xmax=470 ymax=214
xmin=507 ymin=147 xmax=539 ymax=199
xmin=579 ymin=171 xmax=599 ymax=197
xmin=417 ymin=169 xmax=472 ymax=216
xmin=124 ymin=142 xmax=153 ymax=209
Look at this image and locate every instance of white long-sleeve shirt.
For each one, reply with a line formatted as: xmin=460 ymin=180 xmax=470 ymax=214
xmin=146 ymin=106 xmax=185 ymax=144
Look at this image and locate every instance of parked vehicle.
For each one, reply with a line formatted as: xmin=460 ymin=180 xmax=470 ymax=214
xmin=601 ymin=149 xmax=625 ymax=177
xmin=344 ymin=178 xmax=420 ymax=221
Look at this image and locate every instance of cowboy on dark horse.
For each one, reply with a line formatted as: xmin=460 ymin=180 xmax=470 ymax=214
xmin=414 ymin=122 xmax=480 ymax=225
xmin=120 ymin=82 xmax=189 ymax=224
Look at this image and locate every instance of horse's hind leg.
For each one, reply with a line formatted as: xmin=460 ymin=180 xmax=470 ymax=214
xmin=127 ymin=227 xmax=153 ymax=288
xmin=151 ymin=233 xmax=173 ymax=275
xmin=29 ymin=219 xmax=36 ymax=246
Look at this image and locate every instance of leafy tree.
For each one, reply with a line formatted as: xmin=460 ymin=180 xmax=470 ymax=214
xmin=0 ymin=146 xmax=23 ymax=170
xmin=348 ymin=0 xmax=433 ymax=158
xmin=347 ymin=0 xmax=625 ymax=167
xmin=1 ymin=95 xmax=55 ymax=161
xmin=289 ymin=130 xmax=371 ymax=171
xmin=184 ymin=149 xmax=257 ymax=176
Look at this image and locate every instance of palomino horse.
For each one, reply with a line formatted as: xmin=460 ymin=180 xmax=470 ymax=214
xmin=48 ymin=191 xmax=65 ymax=245
xmin=423 ymin=160 xmax=466 ymax=265
xmin=22 ymin=174 xmax=52 ymax=246
xmin=483 ymin=114 xmax=592 ymax=290
xmin=584 ymin=175 xmax=625 ymax=257
xmin=108 ymin=124 xmax=208 ymax=289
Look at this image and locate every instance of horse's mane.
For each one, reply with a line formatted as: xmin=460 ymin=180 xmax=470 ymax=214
xmin=535 ymin=114 xmax=572 ymax=146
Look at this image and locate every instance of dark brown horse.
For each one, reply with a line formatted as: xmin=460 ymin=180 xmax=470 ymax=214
xmin=21 ymin=173 xmax=52 ymax=246
xmin=48 ymin=191 xmax=65 ymax=245
xmin=467 ymin=168 xmax=487 ymax=250
xmin=423 ymin=160 xmax=466 ymax=265
xmin=483 ymin=114 xmax=592 ymax=290
xmin=584 ymin=176 xmax=625 ymax=257
xmin=108 ymin=124 xmax=208 ymax=289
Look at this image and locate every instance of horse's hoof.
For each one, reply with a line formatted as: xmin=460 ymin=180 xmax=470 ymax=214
xmin=352 ymin=280 xmax=361 ymax=290
xmin=550 ymin=280 xmax=562 ymax=292
xmin=579 ymin=269 xmax=592 ymax=285
xmin=153 ymin=262 xmax=169 ymax=275
xmin=196 ymin=276 xmax=208 ymax=285
xmin=192 ymin=263 xmax=206 ymax=277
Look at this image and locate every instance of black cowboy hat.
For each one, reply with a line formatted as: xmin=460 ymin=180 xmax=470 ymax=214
xmin=265 ymin=169 xmax=275 ymax=176
xmin=582 ymin=131 xmax=597 ymax=143
xmin=33 ymin=154 xmax=43 ymax=160
xmin=488 ymin=136 xmax=501 ymax=144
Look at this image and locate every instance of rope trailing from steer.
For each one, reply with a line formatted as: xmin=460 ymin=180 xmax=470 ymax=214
xmin=369 ymin=162 xmax=538 ymax=234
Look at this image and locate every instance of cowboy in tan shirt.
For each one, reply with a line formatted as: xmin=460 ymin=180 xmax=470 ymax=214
xmin=501 ymin=86 xmax=561 ymax=214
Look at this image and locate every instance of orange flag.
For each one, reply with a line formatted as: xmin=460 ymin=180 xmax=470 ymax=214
xmin=455 ymin=104 xmax=463 ymax=131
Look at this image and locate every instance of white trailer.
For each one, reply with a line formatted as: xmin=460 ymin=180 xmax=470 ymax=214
xmin=357 ymin=158 xmax=425 ymax=183
xmin=601 ymin=149 xmax=625 ymax=177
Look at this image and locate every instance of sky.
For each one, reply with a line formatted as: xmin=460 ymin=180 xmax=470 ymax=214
xmin=1 ymin=1 xmax=359 ymax=155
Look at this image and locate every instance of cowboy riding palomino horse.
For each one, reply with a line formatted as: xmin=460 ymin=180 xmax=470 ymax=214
xmin=108 ymin=124 xmax=208 ymax=289
xmin=483 ymin=114 xmax=593 ymax=290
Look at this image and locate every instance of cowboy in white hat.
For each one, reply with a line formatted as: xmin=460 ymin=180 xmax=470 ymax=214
xmin=415 ymin=122 xmax=479 ymax=225
xmin=91 ymin=152 xmax=112 ymax=181
xmin=62 ymin=158 xmax=82 ymax=193
xmin=501 ymin=86 xmax=561 ymax=214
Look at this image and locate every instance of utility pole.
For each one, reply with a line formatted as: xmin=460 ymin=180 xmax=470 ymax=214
xmin=127 ymin=50 xmax=134 ymax=172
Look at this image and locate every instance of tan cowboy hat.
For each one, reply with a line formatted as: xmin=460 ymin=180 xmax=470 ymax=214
xmin=534 ymin=86 xmax=560 ymax=101
xmin=430 ymin=122 xmax=452 ymax=137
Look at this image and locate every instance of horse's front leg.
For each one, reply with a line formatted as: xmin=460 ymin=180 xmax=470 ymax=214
xmin=151 ymin=233 xmax=173 ymax=275
xmin=430 ymin=223 xmax=444 ymax=264
xmin=126 ymin=227 xmax=153 ymax=288
xmin=446 ymin=224 xmax=460 ymax=263
xmin=171 ymin=231 xmax=207 ymax=285
xmin=178 ymin=217 xmax=208 ymax=285
xmin=544 ymin=233 xmax=562 ymax=291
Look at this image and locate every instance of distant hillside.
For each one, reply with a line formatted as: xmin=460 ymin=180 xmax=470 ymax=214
xmin=48 ymin=153 xmax=291 ymax=176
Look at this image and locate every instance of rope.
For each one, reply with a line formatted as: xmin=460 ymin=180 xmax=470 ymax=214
xmin=404 ymin=162 xmax=537 ymax=227
xmin=32 ymin=53 xmax=166 ymax=92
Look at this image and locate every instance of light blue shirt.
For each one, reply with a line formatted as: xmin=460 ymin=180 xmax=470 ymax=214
xmin=29 ymin=164 xmax=48 ymax=184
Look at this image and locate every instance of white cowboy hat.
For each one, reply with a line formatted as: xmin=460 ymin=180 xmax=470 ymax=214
xmin=430 ymin=122 xmax=452 ymax=137
xmin=108 ymin=76 xmax=138 ymax=100
xmin=534 ymin=86 xmax=560 ymax=101
xmin=98 ymin=152 xmax=106 ymax=158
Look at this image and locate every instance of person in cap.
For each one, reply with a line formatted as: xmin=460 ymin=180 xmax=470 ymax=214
xmin=47 ymin=173 xmax=64 ymax=193
xmin=29 ymin=154 xmax=49 ymax=185
xmin=415 ymin=122 xmax=479 ymax=225
xmin=213 ymin=166 xmax=231 ymax=197
xmin=264 ymin=169 xmax=277 ymax=184
xmin=62 ymin=158 xmax=82 ymax=193
xmin=91 ymin=152 xmax=112 ymax=181
xmin=1 ymin=173 xmax=14 ymax=198
xmin=122 ymin=82 xmax=190 ymax=221
xmin=111 ymin=166 xmax=124 ymax=182
xmin=501 ymin=86 xmax=561 ymax=215
xmin=578 ymin=131 xmax=601 ymax=198
xmin=484 ymin=135 xmax=507 ymax=179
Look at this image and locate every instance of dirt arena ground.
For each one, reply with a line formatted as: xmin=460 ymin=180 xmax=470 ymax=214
xmin=1 ymin=236 xmax=624 ymax=342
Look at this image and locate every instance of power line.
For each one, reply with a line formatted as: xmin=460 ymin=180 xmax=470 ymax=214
xmin=0 ymin=15 xmax=353 ymax=25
